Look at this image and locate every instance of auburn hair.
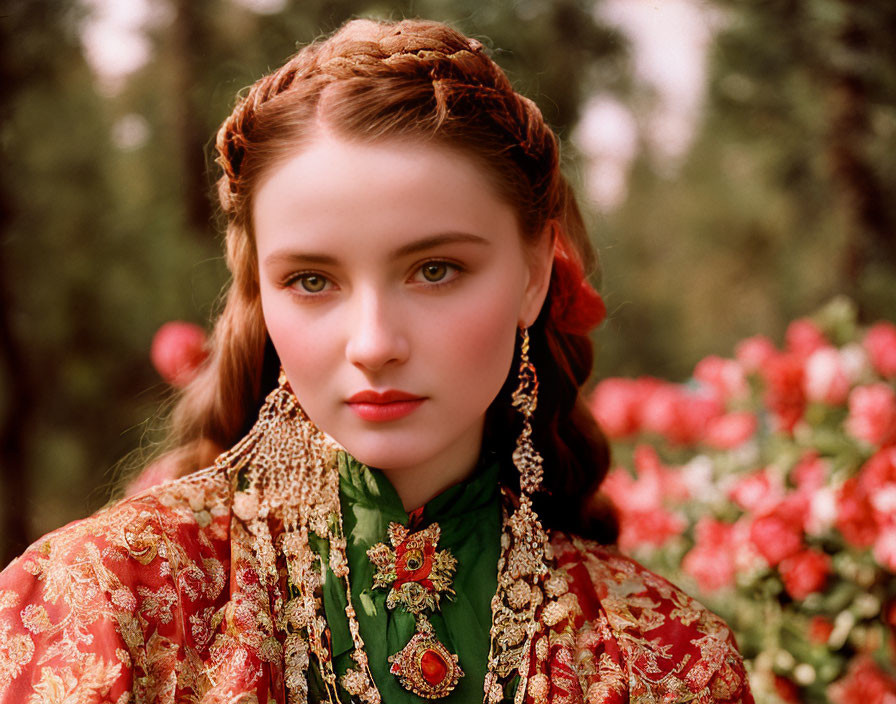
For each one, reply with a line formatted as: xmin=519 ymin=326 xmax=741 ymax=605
xmin=160 ymin=18 xmax=617 ymax=542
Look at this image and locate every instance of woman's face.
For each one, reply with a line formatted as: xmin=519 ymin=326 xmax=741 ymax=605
xmin=253 ymin=134 xmax=551 ymax=482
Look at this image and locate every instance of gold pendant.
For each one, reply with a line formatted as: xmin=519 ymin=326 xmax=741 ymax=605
xmin=368 ymin=521 xmax=463 ymax=698
xmin=388 ymin=622 xmax=464 ymax=698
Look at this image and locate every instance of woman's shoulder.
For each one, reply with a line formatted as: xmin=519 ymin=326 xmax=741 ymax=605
xmin=542 ymin=531 xmax=753 ymax=704
xmin=2 ymin=464 xmax=234 ymax=592
xmin=0 ymin=465 xmax=234 ymax=701
xmin=5 ymin=463 xmax=233 ymax=572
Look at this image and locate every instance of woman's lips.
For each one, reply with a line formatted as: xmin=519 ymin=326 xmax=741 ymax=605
xmin=346 ymin=390 xmax=426 ymax=422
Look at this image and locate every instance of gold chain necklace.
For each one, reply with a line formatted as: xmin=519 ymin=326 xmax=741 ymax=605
xmin=220 ymin=362 xmax=566 ymax=704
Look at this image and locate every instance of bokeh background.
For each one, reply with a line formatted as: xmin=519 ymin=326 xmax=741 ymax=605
xmin=1 ymin=0 xmax=894 ymax=568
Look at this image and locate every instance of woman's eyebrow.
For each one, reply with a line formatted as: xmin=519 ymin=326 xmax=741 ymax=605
xmin=262 ymin=232 xmax=490 ymax=269
xmin=391 ymin=232 xmax=491 ymax=258
xmin=263 ymin=251 xmax=338 ymax=267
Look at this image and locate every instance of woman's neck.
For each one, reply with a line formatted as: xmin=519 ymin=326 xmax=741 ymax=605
xmin=379 ymin=428 xmax=484 ymax=513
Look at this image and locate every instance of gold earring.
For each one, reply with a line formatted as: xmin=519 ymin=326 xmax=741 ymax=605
xmin=511 ymin=327 xmax=543 ymax=496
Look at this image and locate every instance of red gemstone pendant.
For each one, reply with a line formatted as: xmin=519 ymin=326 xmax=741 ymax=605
xmin=388 ymin=630 xmax=464 ymax=698
xmin=421 ymin=648 xmax=448 ymax=685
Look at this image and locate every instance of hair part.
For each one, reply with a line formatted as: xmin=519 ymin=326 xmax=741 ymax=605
xmin=156 ymin=17 xmax=617 ymax=542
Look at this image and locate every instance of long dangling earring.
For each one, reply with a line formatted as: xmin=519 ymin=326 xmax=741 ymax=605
xmin=482 ymin=326 xmax=551 ymax=703
xmin=511 ymin=326 xmax=544 ymax=496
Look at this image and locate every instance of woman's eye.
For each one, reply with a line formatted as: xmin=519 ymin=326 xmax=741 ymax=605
xmin=293 ymin=273 xmax=329 ymax=293
xmin=418 ymin=262 xmax=453 ymax=283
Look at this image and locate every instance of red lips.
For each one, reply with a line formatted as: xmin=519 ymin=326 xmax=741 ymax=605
xmin=346 ymin=390 xmax=426 ymax=422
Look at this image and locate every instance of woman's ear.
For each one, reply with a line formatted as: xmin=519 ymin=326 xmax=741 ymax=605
xmin=518 ymin=222 xmax=557 ymax=328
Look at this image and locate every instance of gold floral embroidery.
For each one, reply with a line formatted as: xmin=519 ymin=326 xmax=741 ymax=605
xmin=0 ymin=467 xmax=752 ymax=704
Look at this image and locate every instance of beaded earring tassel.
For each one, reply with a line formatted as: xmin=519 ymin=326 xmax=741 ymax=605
xmin=483 ymin=327 xmax=553 ymax=704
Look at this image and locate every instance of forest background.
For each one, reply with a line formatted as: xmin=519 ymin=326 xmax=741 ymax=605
xmin=1 ymin=0 xmax=895 ymax=566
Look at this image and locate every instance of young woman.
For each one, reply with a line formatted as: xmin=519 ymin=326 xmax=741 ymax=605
xmin=0 ymin=18 xmax=753 ymax=704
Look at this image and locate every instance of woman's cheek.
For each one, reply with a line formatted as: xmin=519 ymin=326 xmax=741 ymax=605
xmin=262 ymin=296 xmax=330 ymax=377
xmin=448 ymin=294 xmax=520 ymax=390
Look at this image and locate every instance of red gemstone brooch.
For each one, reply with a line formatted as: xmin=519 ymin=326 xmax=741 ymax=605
xmin=367 ymin=522 xmax=464 ymax=698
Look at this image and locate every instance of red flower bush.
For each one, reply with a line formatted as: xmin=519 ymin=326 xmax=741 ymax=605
xmin=804 ymin=346 xmax=851 ymax=404
xmin=601 ymin=445 xmax=687 ymax=552
xmin=592 ymin=302 xmax=896 ymax=700
xmin=749 ymin=512 xmax=804 ymax=567
xmin=865 ymin=322 xmax=896 ymax=379
xmin=786 ymin=318 xmax=827 ymax=359
xmin=703 ymin=411 xmax=757 ymax=450
xmin=694 ymin=355 xmax=748 ymax=401
xmin=846 ymin=383 xmax=896 ymax=447
xmin=735 ymin=334 xmax=777 ymax=372
xmin=779 ymin=549 xmax=830 ymax=600
xmin=761 ymin=352 xmax=807 ymax=433
xmin=682 ymin=517 xmax=739 ymax=591
xmin=829 ymin=657 xmax=896 ymax=704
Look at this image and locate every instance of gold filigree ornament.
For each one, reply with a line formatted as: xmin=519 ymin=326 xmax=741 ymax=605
xmin=223 ymin=344 xmax=563 ymax=704
xmin=368 ymin=522 xmax=463 ymax=697
xmin=388 ymin=625 xmax=465 ymax=699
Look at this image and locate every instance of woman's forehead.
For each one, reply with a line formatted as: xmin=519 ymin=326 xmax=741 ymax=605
xmin=251 ymin=135 xmax=524 ymax=260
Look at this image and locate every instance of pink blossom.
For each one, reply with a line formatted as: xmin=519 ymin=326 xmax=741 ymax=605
xmin=602 ymin=464 xmax=661 ymax=515
xmin=602 ymin=461 xmax=686 ymax=552
xmin=865 ymin=450 xmax=896 ymax=528
xmin=761 ymin=352 xmax=807 ymax=433
xmin=590 ymin=377 xmax=659 ymax=438
xmin=804 ymin=346 xmax=851 ymax=405
xmin=633 ymin=445 xmax=690 ymax=501
xmin=682 ymin=518 xmax=738 ymax=591
xmin=864 ymin=321 xmax=896 ymax=379
xmin=840 ymin=343 xmax=872 ymax=384
xmin=749 ymin=512 xmax=804 ymax=566
xmin=779 ymin=548 xmax=831 ymax=600
xmin=602 ymin=445 xmax=688 ymax=552
xmin=791 ymin=453 xmax=835 ymax=535
xmin=729 ymin=469 xmax=784 ymax=515
xmin=638 ymin=383 xmax=681 ymax=437
xmin=601 ymin=445 xmax=687 ymax=512
xmin=836 ymin=476 xmax=880 ymax=548
xmin=640 ymin=383 xmax=723 ymax=446
xmin=861 ymin=448 xmax=896 ymax=499
xmin=151 ymin=321 xmax=209 ymax=388
xmin=806 ymin=486 xmax=838 ymax=536
xmin=615 ymin=508 xmax=687 ymax=553
xmin=693 ymin=355 xmax=748 ymax=402
xmin=845 ymin=383 xmax=896 ymax=447
xmin=873 ymin=528 xmax=896 ymax=572
xmin=703 ymin=412 xmax=757 ymax=449
xmin=786 ymin=317 xmax=827 ymax=358
xmin=791 ymin=451 xmax=827 ymax=492
xmin=735 ymin=334 xmax=777 ymax=374
xmin=829 ymin=656 xmax=896 ymax=704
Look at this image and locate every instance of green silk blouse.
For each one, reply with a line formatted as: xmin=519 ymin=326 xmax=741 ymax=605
xmin=312 ymin=452 xmax=505 ymax=703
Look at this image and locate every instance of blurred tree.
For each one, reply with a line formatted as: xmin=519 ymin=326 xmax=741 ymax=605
xmin=0 ymin=0 xmax=125 ymax=562
xmin=594 ymin=0 xmax=896 ymax=382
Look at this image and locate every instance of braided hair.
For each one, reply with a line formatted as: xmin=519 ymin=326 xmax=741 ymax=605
xmin=164 ymin=18 xmax=617 ymax=542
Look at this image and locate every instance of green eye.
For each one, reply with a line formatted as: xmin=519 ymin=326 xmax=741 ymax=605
xmin=298 ymin=274 xmax=327 ymax=293
xmin=421 ymin=262 xmax=449 ymax=282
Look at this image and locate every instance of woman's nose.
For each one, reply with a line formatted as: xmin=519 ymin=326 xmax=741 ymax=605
xmin=344 ymin=291 xmax=410 ymax=371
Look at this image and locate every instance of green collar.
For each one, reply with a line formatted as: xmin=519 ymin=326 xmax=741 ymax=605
xmin=316 ymin=451 xmax=503 ymax=702
xmin=336 ymin=450 xmax=501 ymax=526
